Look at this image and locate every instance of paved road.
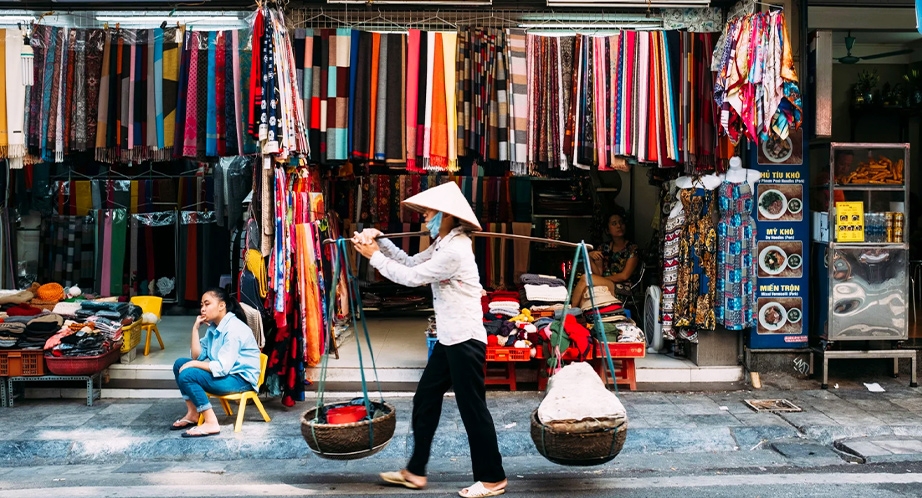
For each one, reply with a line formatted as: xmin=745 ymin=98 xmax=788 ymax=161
xmin=2 ymin=459 xmax=922 ymax=497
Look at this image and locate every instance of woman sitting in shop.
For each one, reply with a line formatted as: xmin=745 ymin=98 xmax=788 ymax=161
xmin=570 ymin=211 xmax=641 ymax=308
xmin=170 ymin=287 xmax=261 ymax=438
xmin=352 ymin=182 xmax=507 ymax=498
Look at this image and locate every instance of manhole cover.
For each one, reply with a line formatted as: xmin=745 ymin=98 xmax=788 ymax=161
xmin=743 ymin=399 xmax=802 ymax=413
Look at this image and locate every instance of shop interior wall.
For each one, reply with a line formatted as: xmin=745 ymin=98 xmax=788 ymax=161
xmin=824 ymin=63 xmax=920 ymax=214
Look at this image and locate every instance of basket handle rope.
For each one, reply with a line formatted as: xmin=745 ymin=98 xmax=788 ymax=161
xmin=551 ymin=242 xmax=619 ymax=394
xmin=315 ymin=238 xmax=386 ymax=428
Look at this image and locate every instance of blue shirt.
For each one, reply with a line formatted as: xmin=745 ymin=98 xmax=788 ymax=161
xmin=197 ymin=313 xmax=261 ymax=389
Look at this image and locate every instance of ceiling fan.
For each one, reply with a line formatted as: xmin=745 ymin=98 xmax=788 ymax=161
xmin=836 ymin=31 xmax=913 ymax=64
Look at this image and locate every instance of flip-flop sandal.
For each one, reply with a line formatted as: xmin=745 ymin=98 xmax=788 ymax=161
xmin=459 ymin=481 xmax=506 ymax=497
xmin=380 ymin=471 xmax=423 ymax=490
xmin=181 ymin=427 xmax=220 ymax=438
xmin=170 ymin=418 xmax=197 ymax=431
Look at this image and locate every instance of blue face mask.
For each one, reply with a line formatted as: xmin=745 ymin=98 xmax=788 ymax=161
xmin=426 ymin=212 xmax=443 ymax=238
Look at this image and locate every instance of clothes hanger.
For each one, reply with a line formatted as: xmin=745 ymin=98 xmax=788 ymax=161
xmin=349 ymin=10 xmax=407 ymax=33
xmin=406 ymin=10 xmax=458 ymax=31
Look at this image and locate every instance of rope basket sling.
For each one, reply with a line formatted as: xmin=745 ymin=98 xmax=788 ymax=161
xmin=530 ymin=243 xmax=629 ymax=466
xmin=301 ymin=401 xmax=396 ymax=460
xmin=299 ymin=239 xmax=396 ymax=460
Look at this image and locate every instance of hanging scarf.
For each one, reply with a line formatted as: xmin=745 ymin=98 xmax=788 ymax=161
xmin=505 ymin=29 xmax=527 ymax=175
xmin=385 ymin=33 xmax=407 ymax=165
xmin=405 ymin=30 xmax=421 ymax=171
xmin=5 ymin=29 xmax=26 ymax=166
xmin=0 ymin=30 xmax=8 ymax=157
xmin=373 ymin=34 xmax=389 ymax=161
xmin=351 ymin=30 xmax=372 ymax=160
xmin=53 ymin=27 xmax=68 ymax=163
xmin=39 ymin=26 xmax=57 ymax=161
xmin=182 ymin=31 xmax=200 ymax=158
xmin=248 ymin=8 xmax=264 ymax=140
xmin=427 ymin=33 xmax=448 ymax=171
xmin=205 ymin=31 xmax=218 ymax=156
xmin=214 ymin=31 xmax=226 ymax=157
xmin=63 ymin=30 xmax=75 ymax=154
xmin=227 ymin=30 xmax=241 ymax=156
xmin=173 ymin=29 xmax=189 ymax=157
xmin=94 ymin=29 xmax=111 ymax=159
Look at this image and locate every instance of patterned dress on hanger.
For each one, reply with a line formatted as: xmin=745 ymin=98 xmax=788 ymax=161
xmin=715 ymin=180 xmax=756 ymax=330
xmin=674 ymin=188 xmax=718 ymax=339
xmin=661 ymin=192 xmax=683 ymax=341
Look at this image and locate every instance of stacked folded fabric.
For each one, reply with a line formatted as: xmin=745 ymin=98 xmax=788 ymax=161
xmin=597 ymin=321 xmax=645 ymax=343
xmin=0 ymin=322 xmax=25 ymax=348
xmin=580 ymin=286 xmax=627 ymax=323
xmin=49 ymin=330 xmax=113 ymax=357
xmin=523 ymin=284 xmax=568 ymax=303
xmin=488 ymin=299 xmax=520 ymax=318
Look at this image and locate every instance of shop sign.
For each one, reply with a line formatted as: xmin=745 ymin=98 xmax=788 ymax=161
xmin=749 ymin=128 xmax=809 ymax=348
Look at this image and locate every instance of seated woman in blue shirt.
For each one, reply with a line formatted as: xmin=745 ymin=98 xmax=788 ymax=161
xmin=171 ymin=287 xmax=261 ymax=438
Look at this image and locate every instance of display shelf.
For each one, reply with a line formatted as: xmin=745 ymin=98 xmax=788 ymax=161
xmin=812 ymin=142 xmax=910 ymax=346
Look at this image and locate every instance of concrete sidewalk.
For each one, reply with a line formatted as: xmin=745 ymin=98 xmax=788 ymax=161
xmin=2 ymin=374 xmax=922 ymax=471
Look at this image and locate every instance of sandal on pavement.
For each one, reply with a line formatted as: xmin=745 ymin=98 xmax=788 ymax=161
xmin=380 ymin=471 xmax=423 ymax=490
xmin=181 ymin=426 xmax=220 ymax=438
xmin=170 ymin=418 xmax=197 ymax=431
xmin=459 ymin=481 xmax=506 ymax=497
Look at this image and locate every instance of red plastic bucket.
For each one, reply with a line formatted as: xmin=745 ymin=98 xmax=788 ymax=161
xmin=326 ymin=405 xmax=368 ymax=424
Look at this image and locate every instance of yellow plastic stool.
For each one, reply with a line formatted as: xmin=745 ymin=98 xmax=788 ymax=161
xmin=199 ymin=353 xmax=272 ymax=432
xmin=130 ymin=296 xmax=164 ymax=356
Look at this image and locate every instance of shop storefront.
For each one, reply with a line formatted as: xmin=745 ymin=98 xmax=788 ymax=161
xmin=3 ymin=0 xmax=874 ymax=405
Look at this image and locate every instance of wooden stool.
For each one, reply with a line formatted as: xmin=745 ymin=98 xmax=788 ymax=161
xmin=592 ymin=358 xmax=637 ymax=391
xmin=484 ymin=362 xmax=518 ymax=391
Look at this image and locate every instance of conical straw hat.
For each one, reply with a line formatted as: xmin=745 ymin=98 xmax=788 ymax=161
xmin=401 ymin=181 xmax=482 ymax=231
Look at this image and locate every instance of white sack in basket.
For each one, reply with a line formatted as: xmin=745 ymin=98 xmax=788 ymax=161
xmin=538 ymin=362 xmax=627 ymax=431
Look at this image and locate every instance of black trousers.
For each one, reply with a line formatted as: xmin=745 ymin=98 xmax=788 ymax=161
xmin=406 ymin=339 xmax=506 ymax=483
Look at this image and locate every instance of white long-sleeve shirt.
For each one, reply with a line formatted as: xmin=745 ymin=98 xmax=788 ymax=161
xmin=369 ymin=227 xmax=487 ymax=346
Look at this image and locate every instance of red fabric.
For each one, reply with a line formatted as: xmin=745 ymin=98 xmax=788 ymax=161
xmin=487 ymin=335 xmax=498 ymax=346
xmin=563 ymin=314 xmax=592 ymax=361
xmin=247 ymin=9 xmax=264 ymax=139
xmin=5 ymin=304 xmax=44 ymax=316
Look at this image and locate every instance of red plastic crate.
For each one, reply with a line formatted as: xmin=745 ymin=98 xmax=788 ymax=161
xmin=594 ymin=341 xmax=646 ymax=359
xmin=486 ymin=346 xmax=531 ymax=362
xmin=0 ymin=349 xmax=46 ymax=376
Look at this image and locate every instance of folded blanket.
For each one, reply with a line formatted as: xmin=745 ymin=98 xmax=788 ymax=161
xmin=523 ymin=284 xmax=568 ymax=303
xmin=521 ymin=273 xmax=566 ymax=287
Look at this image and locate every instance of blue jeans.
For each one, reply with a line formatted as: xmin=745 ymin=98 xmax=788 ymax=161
xmin=173 ymin=358 xmax=251 ymax=413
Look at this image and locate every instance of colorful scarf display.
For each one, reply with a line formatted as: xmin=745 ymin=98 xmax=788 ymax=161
xmin=713 ymin=10 xmax=802 ymax=146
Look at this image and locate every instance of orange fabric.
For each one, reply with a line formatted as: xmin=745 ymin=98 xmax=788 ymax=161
xmin=367 ymin=33 xmax=381 ymax=158
xmin=36 ymin=283 xmax=65 ymax=302
xmin=429 ymin=33 xmax=448 ymax=168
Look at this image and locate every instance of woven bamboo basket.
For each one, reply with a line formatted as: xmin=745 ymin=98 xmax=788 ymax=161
xmin=300 ymin=402 xmax=396 ymax=460
xmin=530 ymin=409 xmax=627 ymax=466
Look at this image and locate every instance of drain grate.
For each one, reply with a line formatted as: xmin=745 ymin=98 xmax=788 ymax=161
xmin=744 ymin=399 xmax=802 ymax=413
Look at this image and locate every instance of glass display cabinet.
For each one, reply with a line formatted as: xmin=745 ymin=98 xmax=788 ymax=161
xmin=810 ymin=143 xmax=917 ymax=389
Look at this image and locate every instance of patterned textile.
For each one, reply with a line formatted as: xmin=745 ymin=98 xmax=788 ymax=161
xmin=715 ymin=180 xmax=756 ymax=330
xmin=325 ymin=28 xmax=351 ymax=161
xmin=600 ymin=241 xmax=639 ymax=278
xmin=182 ymin=31 xmax=200 ymax=158
xmin=674 ymin=188 xmax=718 ymax=336
xmin=663 ymin=7 xmax=724 ymax=33
xmin=505 ymin=29 xmax=528 ymax=175
xmin=714 ymin=10 xmax=802 ymax=146
xmin=661 ymin=211 xmax=684 ymax=341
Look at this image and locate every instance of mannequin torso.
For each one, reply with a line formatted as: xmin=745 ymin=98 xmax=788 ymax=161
xmin=720 ymin=157 xmax=760 ymax=192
